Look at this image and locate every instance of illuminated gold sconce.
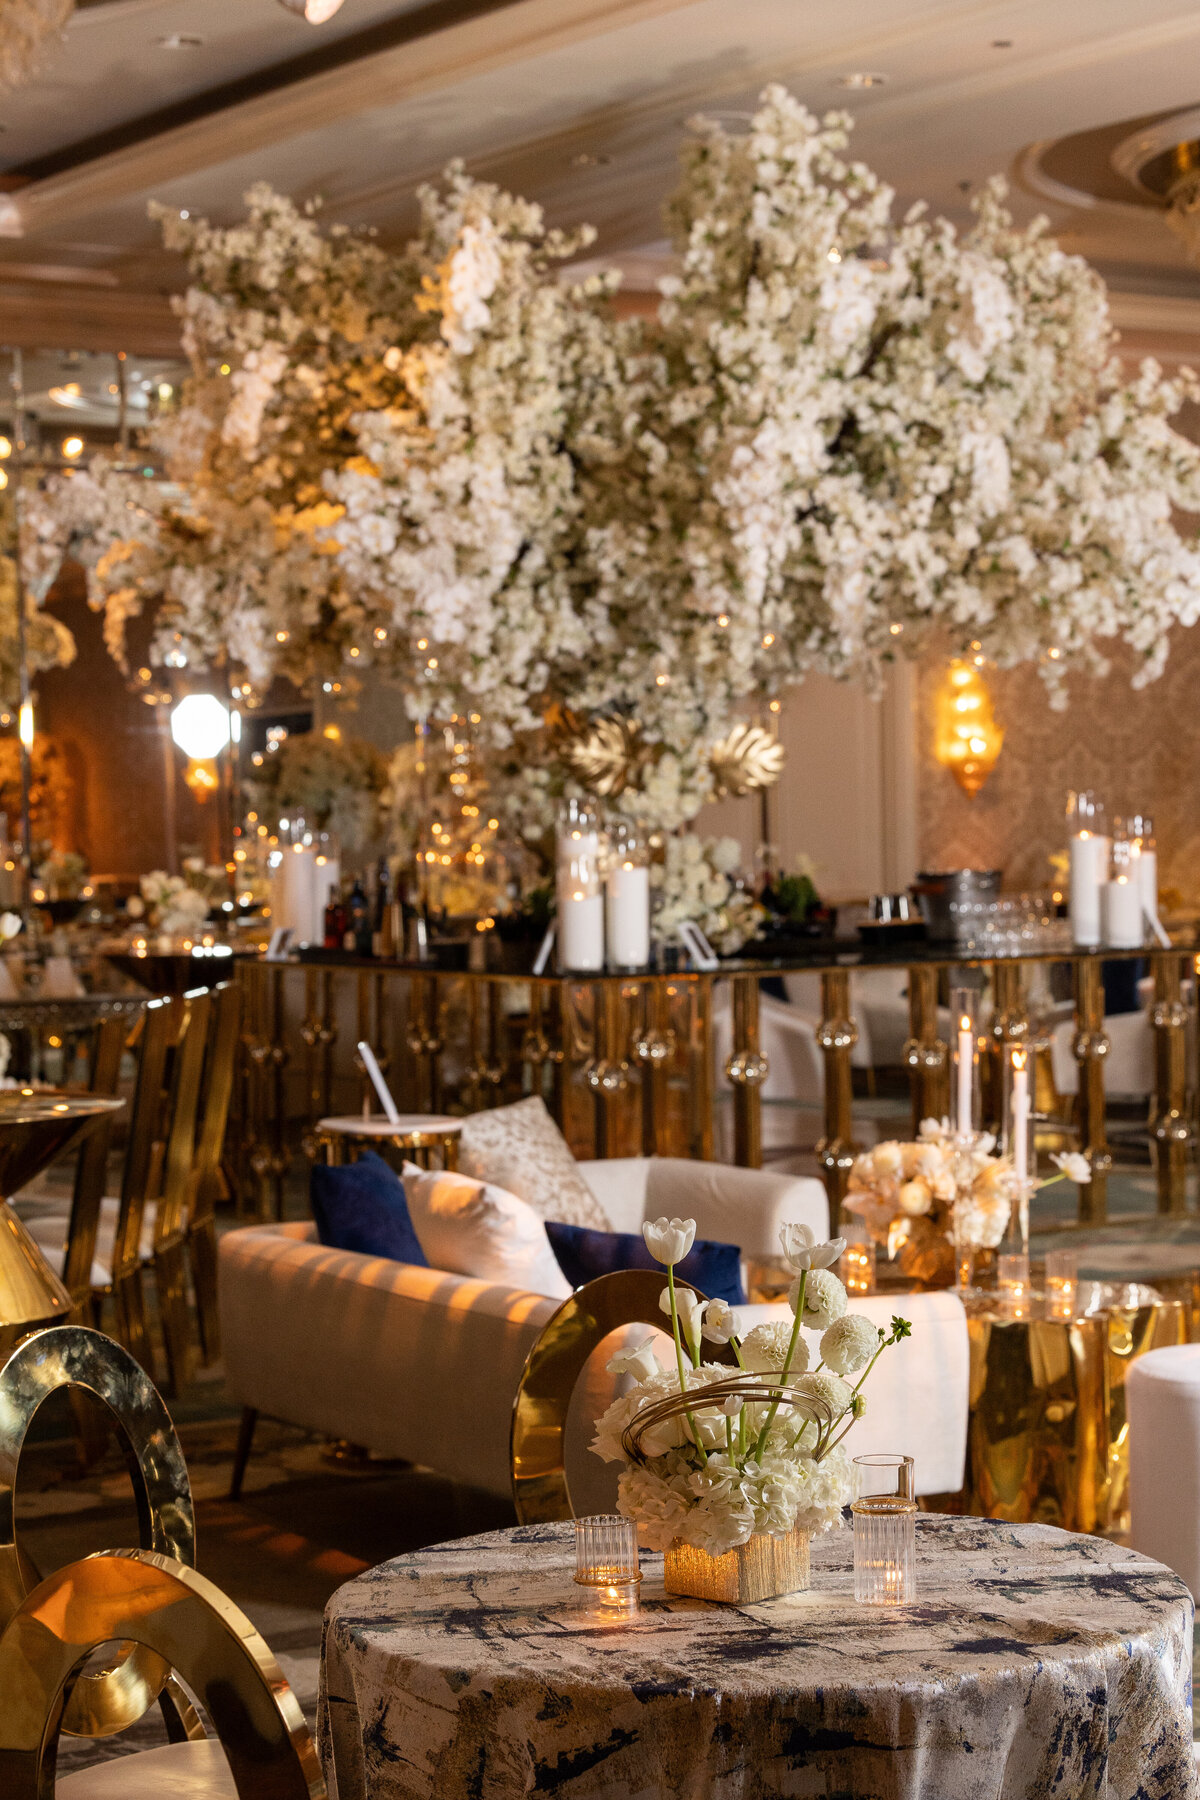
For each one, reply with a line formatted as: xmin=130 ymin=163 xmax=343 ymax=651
xmin=934 ymin=654 xmax=1004 ymax=798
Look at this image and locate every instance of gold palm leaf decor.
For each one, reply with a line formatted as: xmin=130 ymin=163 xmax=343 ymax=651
xmin=560 ymin=715 xmax=649 ymax=798
xmin=709 ymin=723 xmax=786 ymax=798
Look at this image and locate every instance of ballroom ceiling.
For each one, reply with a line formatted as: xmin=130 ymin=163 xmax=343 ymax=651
xmin=0 ymin=0 xmax=1199 ymax=353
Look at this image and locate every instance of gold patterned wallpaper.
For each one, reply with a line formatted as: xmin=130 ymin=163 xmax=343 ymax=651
xmin=916 ymin=628 xmax=1200 ymax=905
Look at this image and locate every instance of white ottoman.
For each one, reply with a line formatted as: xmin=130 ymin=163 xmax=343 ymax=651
xmin=1127 ymin=1343 xmax=1200 ymax=1598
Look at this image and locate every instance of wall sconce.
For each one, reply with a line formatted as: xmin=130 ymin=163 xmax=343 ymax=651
xmin=934 ymin=655 xmax=1004 ymax=798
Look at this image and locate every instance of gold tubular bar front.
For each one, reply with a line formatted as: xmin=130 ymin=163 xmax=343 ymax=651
xmin=231 ymin=945 xmax=1195 ymax=1226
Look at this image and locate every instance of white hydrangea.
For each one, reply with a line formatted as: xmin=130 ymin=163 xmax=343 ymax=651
xmin=820 ymin=1313 xmax=880 ymax=1377
xmin=742 ymin=1319 xmax=809 ymax=1377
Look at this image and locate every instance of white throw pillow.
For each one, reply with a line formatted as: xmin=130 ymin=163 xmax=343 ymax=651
xmin=457 ymin=1096 xmax=610 ymax=1229
xmin=402 ymin=1163 xmax=572 ymax=1300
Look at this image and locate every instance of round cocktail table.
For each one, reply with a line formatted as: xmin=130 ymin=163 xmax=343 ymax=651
xmin=318 ymin=1515 xmax=1194 ymax=1800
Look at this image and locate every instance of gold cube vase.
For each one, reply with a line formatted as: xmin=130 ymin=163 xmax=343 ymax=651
xmin=663 ymin=1526 xmax=811 ymax=1603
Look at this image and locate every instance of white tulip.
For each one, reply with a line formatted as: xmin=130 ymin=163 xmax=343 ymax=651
xmin=720 ymin=1393 xmax=744 ymax=1417
xmin=643 ymin=1216 xmax=696 ymax=1266
xmin=701 ymin=1298 xmax=742 ymax=1344
xmin=606 ymin=1336 xmax=663 ymax=1383
xmin=779 ymin=1220 xmax=847 ymax=1273
xmin=1051 ymin=1151 xmax=1091 ymax=1184
xmin=661 ymin=1285 xmax=706 ymax=1355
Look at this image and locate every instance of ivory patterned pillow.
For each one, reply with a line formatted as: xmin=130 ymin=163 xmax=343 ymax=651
xmin=457 ymin=1097 xmax=610 ymax=1230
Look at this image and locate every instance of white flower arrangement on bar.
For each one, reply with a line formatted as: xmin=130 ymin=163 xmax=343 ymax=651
xmin=844 ymin=1121 xmax=1090 ymax=1286
xmin=591 ymin=1217 xmax=910 ymax=1576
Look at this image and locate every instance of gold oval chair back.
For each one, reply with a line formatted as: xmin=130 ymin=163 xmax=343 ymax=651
xmin=0 ymin=1323 xmax=194 ymax=1737
xmin=0 ymin=1548 xmax=326 ymax=1798
xmin=509 ymin=1268 xmax=733 ymax=1525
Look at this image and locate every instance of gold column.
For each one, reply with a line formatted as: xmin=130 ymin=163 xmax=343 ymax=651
xmin=692 ymin=978 xmax=715 ymax=1162
xmin=1151 ymin=949 xmax=1191 ymax=1217
xmin=587 ymin=980 xmax=630 ymax=1158
xmin=1072 ymin=955 xmax=1110 ymax=1224
xmin=903 ymin=965 xmax=947 ymax=1134
xmin=815 ymin=968 xmax=858 ymax=1232
xmin=725 ymin=975 xmax=767 ymax=1169
xmin=634 ymin=978 xmax=675 ymax=1157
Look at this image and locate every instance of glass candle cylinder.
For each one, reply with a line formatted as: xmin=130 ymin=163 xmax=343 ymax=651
xmin=574 ymin=1514 xmax=641 ymax=1618
xmin=604 ymin=822 xmax=650 ymax=970
xmin=1044 ymin=1248 xmax=1078 ymax=1320
xmin=1101 ymin=831 xmax=1144 ymax=950
xmin=839 ymin=1233 xmax=876 ymax=1296
xmin=557 ymin=801 xmax=606 ymax=973
xmin=1127 ymin=812 xmax=1157 ymax=917
xmin=853 ymin=1454 xmax=916 ymax=1604
xmin=1067 ymin=790 xmax=1108 ymax=949
xmin=948 ymin=985 xmax=979 ymax=1137
xmin=997 ymin=1252 xmax=1031 ymax=1318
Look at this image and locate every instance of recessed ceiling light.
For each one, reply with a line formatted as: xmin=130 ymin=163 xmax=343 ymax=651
xmin=277 ymin=0 xmax=347 ymax=19
xmin=836 ymin=72 xmax=886 ymax=89
xmin=156 ymin=33 xmax=204 ymax=49
xmin=991 ymin=39 xmax=1012 ymax=48
xmin=570 ymin=152 xmax=612 ymax=168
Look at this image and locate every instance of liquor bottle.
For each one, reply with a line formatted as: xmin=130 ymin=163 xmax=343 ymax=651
xmin=346 ymin=878 xmax=371 ymax=956
xmin=372 ymin=857 xmax=391 ymax=958
xmin=324 ymin=884 xmax=347 ymax=952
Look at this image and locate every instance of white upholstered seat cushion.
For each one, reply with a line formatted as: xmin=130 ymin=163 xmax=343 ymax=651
xmin=57 ymin=1738 xmax=235 ymax=1796
xmin=23 ymin=1195 xmax=156 ymax=1287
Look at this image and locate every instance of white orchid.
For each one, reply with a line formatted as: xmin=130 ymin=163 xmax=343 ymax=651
xmin=780 ymin=1221 xmax=847 ymax=1273
xmin=1051 ymin=1152 xmax=1092 ymax=1184
xmin=605 ymin=1337 xmax=663 ymax=1384
xmin=643 ymin=1216 xmax=696 ymax=1266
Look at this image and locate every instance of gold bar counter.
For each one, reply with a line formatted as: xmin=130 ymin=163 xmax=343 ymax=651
xmin=231 ymin=941 xmax=1196 ymax=1230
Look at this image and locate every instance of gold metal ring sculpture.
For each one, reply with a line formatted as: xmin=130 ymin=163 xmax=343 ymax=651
xmin=0 ymin=1548 xmax=325 ymax=1798
xmin=0 ymin=1323 xmax=194 ymax=1737
xmin=510 ymin=1269 xmax=737 ymax=1524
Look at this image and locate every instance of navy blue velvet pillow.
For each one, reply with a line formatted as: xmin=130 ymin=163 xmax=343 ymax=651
xmin=310 ymin=1151 xmax=428 ymax=1266
xmin=545 ymin=1221 xmax=746 ymax=1306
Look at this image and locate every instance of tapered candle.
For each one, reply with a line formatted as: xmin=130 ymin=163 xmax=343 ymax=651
xmin=956 ymin=1013 xmax=973 ymax=1135
xmin=1011 ymin=1048 xmax=1029 ymax=1179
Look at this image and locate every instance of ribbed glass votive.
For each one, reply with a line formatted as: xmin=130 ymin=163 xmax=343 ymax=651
xmin=574 ymin=1515 xmax=641 ymax=1617
xmin=852 ymin=1454 xmax=916 ymax=1605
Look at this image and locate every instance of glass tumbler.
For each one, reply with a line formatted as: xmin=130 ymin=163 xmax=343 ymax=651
xmin=574 ymin=1515 xmax=641 ymax=1618
xmin=853 ymin=1454 xmax=916 ymax=1604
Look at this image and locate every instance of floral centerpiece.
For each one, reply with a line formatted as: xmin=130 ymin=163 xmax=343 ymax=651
xmin=136 ymin=858 xmax=227 ymax=937
xmin=248 ymin=729 xmax=387 ymax=859
xmin=591 ymin=1215 xmax=910 ymax=1601
xmin=651 ymin=834 xmax=765 ymax=955
xmin=844 ymin=1121 xmax=1090 ymax=1287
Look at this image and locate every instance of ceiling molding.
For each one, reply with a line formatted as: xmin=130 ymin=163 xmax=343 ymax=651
xmin=13 ymin=0 xmax=706 ymax=236
xmin=1108 ymin=292 xmax=1200 ymax=335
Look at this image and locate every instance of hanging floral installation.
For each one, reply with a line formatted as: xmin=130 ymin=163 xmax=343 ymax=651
xmin=0 ymin=0 xmax=72 ymax=90
xmin=30 ymin=86 xmax=1200 ymax=831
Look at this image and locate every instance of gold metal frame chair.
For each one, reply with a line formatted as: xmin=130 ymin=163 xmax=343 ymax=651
xmin=187 ymin=981 xmax=241 ymax=1366
xmin=150 ymin=989 xmax=212 ymax=1395
xmin=0 ymin=1323 xmax=194 ymax=1738
xmin=106 ymin=995 xmax=181 ymax=1373
xmin=510 ymin=1269 xmax=733 ymax=1524
xmin=59 ymin=1017 xmax=128 ymax=1322
xmin=0 ymin=1548 xmax=326 ymax=1798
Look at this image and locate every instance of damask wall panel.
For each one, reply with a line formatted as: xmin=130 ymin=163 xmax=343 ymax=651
xmin=917 ymin=629 xmax=1200 ymax=904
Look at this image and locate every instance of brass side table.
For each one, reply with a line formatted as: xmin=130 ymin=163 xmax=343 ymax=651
xmin=315 ymin=1114 xmax=462 ymax=1171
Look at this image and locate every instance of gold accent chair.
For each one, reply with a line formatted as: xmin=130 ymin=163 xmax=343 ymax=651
xmin=510 ymin=1268 xmax=732 ymax=1524
xmin=0 ymin=1548 xmax=326 ymax=1798
xmin=0 ymin=1323 xmax=194 ymax=1740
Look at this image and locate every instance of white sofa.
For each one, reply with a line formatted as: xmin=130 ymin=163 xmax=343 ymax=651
xmin=219 ymin=1156 xmax=970 ymax=1508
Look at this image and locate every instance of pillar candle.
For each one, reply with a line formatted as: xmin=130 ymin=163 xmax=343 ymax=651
xmin=1136 ymin=844 xmax=1158 ymax=915
xmin=559 ymin=889 xmax=605 ymax=971
xmin=605 ymin=861 xmax=650 ymax=968
xmin=956 ymin=1014 xmax=973 ymax=1135
xmin=1069 ymin=831 xmax=1107 ymax=947
xmin=1101 ymin=874 xmax=1143 ymax=949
